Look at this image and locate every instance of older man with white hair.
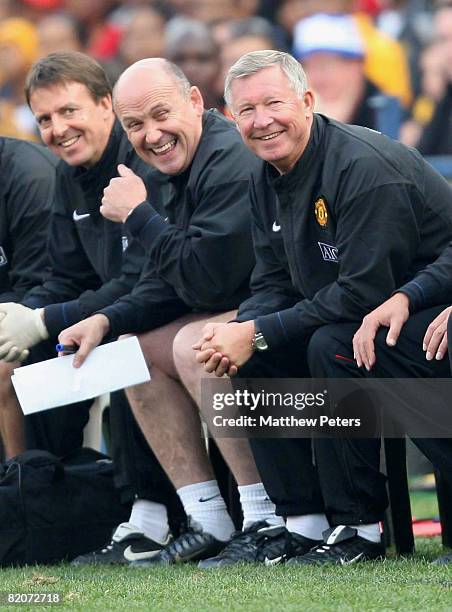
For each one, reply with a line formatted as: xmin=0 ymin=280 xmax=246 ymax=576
xmin=195 ymin=50 xmax=452 ymax=565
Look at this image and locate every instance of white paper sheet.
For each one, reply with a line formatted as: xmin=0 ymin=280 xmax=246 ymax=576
xmin=12 ymin=336 xmax=150 ymax=415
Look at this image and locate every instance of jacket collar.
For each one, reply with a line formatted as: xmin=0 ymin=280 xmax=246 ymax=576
xmin=72 ymin=119 xmax=124 ymax=215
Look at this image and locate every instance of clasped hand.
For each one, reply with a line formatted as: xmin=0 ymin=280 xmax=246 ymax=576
xmin=192 ymin=321 xmax=255 ymax=377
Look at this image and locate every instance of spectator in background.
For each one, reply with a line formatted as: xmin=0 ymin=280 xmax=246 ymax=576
xmin=212 ymin=12 xmax=286 ymax=48
xmin=0 ymin=17 xmax=39 ymax=140
xmin=416 ymin=1 xmax=452 ymax=155
xmin=14 ymin=0 xmax=63 ymax=23
xmin=219 ymin=18 xmax=279 ymax=115
xmin=399 ymin=42 xmax=447 ymax=147
xmin=0 ymin=0 xmax=15 ymax=21
xmin=377 ymin=0 xmax=433 ymax=96
xmin=276 ymin=0 xmax=350 ymax=41
xmin=276 ymin=0 xmax=412 ymax=108
xmin=170 ymin=0 xmax=259 ymax=23
xmin=36 ymin=13 xmax=87 ymax=57
xmin=352 ymin=4 xmax=413 ymax=108
xmin=165 ymin=17 xmax=222 ymax=111
xmin=119 ymin=5 xmax=166 ymax=67
xmin=293 ymin=13 xmax=382 ymax=129
xmin=95 ymin=4 xmax=168 ymax=86
xmin=62 ymin=0 xmax=120 ymax=60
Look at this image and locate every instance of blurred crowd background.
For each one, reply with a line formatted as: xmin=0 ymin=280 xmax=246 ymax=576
xmin=0 ymin=0 xmax=450 ymax=155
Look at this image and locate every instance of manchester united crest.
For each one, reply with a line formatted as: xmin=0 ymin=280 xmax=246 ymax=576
xmin=314 ymin=197 xmax=328 ymax=227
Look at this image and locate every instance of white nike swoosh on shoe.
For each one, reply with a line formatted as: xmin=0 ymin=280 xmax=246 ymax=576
xmin=123 ymin=546 xmax=161 ymax=562
xmin=272 ymin=221 xmax=281 ymax=232
xmin=340 ymin=552 xmax=364 ymax=565
xmin=257 ymin=525 xmax=282 ymax=534
xmin=73 ymin=210 xmax=91 ymax=221
xmin=264 ymin=555 xmax=283 ymax=566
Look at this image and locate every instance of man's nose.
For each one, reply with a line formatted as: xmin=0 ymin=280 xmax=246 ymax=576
xmin=253 ymin=108 xmax=273 ymax=130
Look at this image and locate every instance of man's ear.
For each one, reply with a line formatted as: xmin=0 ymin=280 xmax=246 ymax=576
xmin=190 ymin=86 xmax=204 ymax=115
xmin=99 ymin=93 xmax=113 ymax=115
xmin=303 ymin=90 xmax=315 ymax=117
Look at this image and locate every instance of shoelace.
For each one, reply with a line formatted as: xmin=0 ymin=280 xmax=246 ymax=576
xmin=216 ymin=525 xmax=286 ymax=560
xmin=101 ymin=543 xmax=115 ymax=553
xmin=163 ymin=521 xmax=208 ymax=556
xmin=310 ymin=544 xmax=331 ymax=554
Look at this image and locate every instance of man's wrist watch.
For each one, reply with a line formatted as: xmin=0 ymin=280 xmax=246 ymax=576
xmin=252 ymin=320 xmax=269 ymax=352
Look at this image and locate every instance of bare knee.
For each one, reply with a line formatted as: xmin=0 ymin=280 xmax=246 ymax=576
xmin=173 ymin=322 xmax=202 ymax=373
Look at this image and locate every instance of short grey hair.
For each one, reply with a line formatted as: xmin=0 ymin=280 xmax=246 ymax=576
xmin=163 ymin=59 xmax=192 ymax=98
xmin=224 ymin=50 xmax=308 ymax=112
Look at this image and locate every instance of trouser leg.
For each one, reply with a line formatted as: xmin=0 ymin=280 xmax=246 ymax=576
xmin=368 ymin=306 xmax=452 ymax=478
xmin=235 ymin=344 xmax=325 ymax=517
xmin=307 ymin=324 xmax=388 ymax=525
xmin=307 ymin=306 xmax=452 ymax=525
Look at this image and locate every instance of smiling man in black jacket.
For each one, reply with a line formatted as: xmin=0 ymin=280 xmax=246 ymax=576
xmin=58 ymin=58 xmax=285 ymax=568
xmin=0 ymin=52 xmax=187 ymax=564
xmin=195 ymin=50 xmax=452 ymax=566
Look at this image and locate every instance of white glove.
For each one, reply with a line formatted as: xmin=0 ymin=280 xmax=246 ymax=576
xmin=0 ymin=303 xmax=49 ymax=362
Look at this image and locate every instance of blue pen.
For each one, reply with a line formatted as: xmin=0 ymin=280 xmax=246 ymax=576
xmin=55 ymin=343 xmax=77 ymax=353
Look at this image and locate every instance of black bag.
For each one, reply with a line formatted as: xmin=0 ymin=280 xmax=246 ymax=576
xmin=0 ymin=448 xmax=130 ymax=566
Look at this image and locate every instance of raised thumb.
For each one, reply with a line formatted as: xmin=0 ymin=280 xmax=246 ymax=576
xmin=117 ymin=163 xmax=135 ymax=177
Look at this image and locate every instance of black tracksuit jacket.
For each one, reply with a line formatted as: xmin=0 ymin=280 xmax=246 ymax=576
xmin=0 ymin=137 xmax=57 ymax=302
xmin=99 ymin=110 xmax=259 ymax=337
xmin=398 ymin=240 xmax=452 ymax=312
xmin=236 ymin=114 xmax=452 ymax=348
xmin=22 ymin=121 xmax=165 ymax=339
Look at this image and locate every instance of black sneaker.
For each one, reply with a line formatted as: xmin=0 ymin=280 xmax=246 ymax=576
xmin=287 ymin=525 xmax=385 ymax=566
xmin=71 ymin=522 xmax=171 ymax=566
xmin=198 ymin=521 xmax=318 ymax=568
xmin=432 ymin=552 xmax=452 ymax=565
xmin=265 ymin=531 xmax=322 ymax=566
xmin=130 ymin=517 xmax=225 ymax=567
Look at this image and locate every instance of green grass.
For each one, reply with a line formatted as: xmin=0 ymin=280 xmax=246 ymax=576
xmin=410 ymin=490 xmax=439 ymax=520
xmin=0 ymin=541 xmax=451 ymax=612
xmin=1 ymin=494 xmax=450 ymax=612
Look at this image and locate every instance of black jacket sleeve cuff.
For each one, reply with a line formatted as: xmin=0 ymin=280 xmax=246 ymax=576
xmin=257 ymin=307 xmax=301 ymax=350
xmin=125 ymin=201 xmax=168 ymax=248
xmin=44 ymin=300 xmax=82 ymax=339
xmin=395 ymin=281 xmax=428 ymax=314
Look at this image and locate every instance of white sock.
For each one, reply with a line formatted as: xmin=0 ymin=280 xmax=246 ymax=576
xmin=177 ymin=480 xmax=234 ymax=542
xmin=238 ymin=482 xmax=284 ymax=529
xmin=286 ymin=514 xmax=330 ymax=540
xmin=350 ymin=523 xmax=381 ymax=543
xmin=128 ymin=498 xmax=169 ymax=543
